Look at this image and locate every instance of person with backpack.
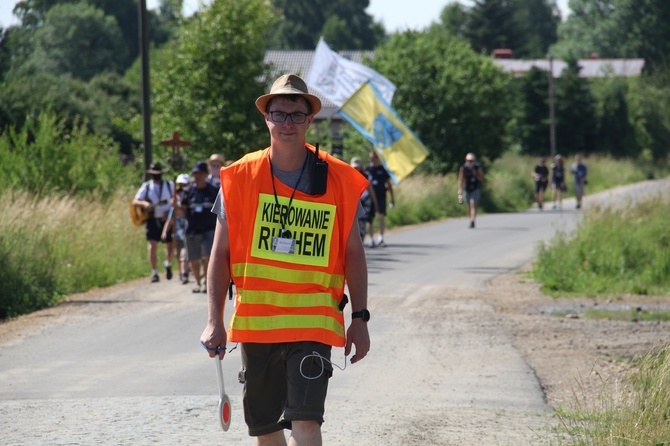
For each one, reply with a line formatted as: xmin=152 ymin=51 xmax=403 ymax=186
xmin=132 ymin=163 xmax=175 ymax=283
xmin=457 ymin=153 xmax=485 ymax=229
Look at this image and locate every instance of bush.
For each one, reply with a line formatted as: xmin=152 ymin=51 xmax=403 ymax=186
xmin=0 ymin=110 xmax=138 ymax=200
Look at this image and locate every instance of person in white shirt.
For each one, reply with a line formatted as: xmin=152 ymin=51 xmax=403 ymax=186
xmin=132 ymin=163 xmax=175 ymax=283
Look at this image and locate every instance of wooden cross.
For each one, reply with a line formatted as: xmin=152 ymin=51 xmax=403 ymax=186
xmin=161 ymin=131 xmax=191 ymax=159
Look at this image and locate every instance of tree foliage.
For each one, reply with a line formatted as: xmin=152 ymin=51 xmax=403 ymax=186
xmin=0 ymin=110 xmax=136 ymax=198
xmin=444 ymin=0 xmax=559 ymax=58
xmin=27 ymin=3 xmax=127 ymax=81
xmin=554 ymin=60 xmax=597 ymax=155
xmin=370 ymin=28 xmax=512 ymax=173
xmin=513 ymin=67 xmax=551 ymax=155
xmin=146 ymin=0 xmax=276 ymax=164
xmin=268 ymin=0 xmax=384 ymax=50
xmin=552 ymin=0 xmax=670 ymax=72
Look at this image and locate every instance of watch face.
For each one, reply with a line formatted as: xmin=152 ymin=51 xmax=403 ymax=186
xmin=354 ymin=309 xmax=370 ymax=322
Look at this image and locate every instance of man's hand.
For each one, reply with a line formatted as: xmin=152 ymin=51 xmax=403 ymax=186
xmin=200 ymin=323 xmax=227 ymax=360
xmin=345 ymin=319 xmax=370 ymax=364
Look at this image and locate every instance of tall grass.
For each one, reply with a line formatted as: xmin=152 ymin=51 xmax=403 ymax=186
xmin=532 ymin=194 xmax=670 ymax=296
xmin=387 ymin=173 xmax=467 ymax=227
xmin=0 ymin=189 xmax=150 ymax=318
xmin=556 ymin=340 xmax=670 ymax=445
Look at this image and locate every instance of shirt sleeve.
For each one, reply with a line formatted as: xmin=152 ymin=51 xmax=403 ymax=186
xmin=211 ymin=189 xmax=226 ymax=221
xmin=134 ymin=182 xmax=148 ymax=200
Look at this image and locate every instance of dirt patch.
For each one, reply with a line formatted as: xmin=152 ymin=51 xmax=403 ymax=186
xmin=487 ymin=266 xmax=670 ymax=411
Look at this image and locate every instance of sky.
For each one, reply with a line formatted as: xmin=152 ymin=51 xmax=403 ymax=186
xmin=1 ymin=0 xmax=570 ymax=34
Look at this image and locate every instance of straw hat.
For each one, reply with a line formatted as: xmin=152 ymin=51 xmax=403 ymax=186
xmin=208 ymin=154 xmax=225 ymax=166
xmin=255 ymin=74 xmax=321 ymax=116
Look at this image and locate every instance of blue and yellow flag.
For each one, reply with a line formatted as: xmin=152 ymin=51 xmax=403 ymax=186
xmin=338 ymin=81 xmax=428 ymax=183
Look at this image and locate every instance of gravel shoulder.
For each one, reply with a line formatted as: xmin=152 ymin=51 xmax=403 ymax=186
xmin=487 ymin=266 xmax=670 ymax=413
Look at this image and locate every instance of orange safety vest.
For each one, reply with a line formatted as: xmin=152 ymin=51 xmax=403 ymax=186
xmin=221 ymin=144 xmax=368 ymax=347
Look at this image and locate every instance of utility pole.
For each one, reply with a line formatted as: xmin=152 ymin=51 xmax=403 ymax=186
xmin=139 ymin=0 xmax=152 ymax=176
xmin=548 ymin=55 xmax=556 ymax=158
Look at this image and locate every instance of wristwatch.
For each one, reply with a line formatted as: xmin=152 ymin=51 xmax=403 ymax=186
xmin=351 ymin=309 xmax=371 ymax=322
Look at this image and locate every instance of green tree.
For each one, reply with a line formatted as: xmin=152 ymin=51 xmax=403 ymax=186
xmin=465 ymin=0 xmax=521 ymax=54
xmin=550 ymin=0 xmax=619 ymax=59
xmin=26 ymin=2 xmax=127 ymax=81
xmin=616 ymin=0 xmax=670 ymax=73
xmin=554 ymin=59 xmax=597 ymax=155
xmin=446 ymin=0 xmax=559 ymax=58
xmin=370 ymin=28 xmax=512 ymax=173
xmin=439 ymin=2 xmax=470 ymax=39
xmin=147 ymin=0 xmax=276 ymax=163
xmin=512 ymin=0 xmax=560 ymax=58
xmin=13 ymin=0 xmax=176 ymax=71
xmin=269 ymin=0 xmax=384 ymax=50
xmin=592 ymin=78 xmax=637 ymax=157
xmin=627 ymin=72 xmax=670 ymax=161
xmin=513 ymin=67 xmax=551 ymax=155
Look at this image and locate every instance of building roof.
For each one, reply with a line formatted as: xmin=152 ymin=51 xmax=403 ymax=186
xmin=263 ymin=50 xmax=373 ymax=119
xmin=492 ymin=58 xmax=645 ymax=78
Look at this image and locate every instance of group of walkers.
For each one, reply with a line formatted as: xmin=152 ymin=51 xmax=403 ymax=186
xmin=131 ymin=153 xmax=227 ymax=289
xmin=532 ymin=153 xmax=588 ymax=211
xmin=456 ymin=152 xmax=589 ymax=229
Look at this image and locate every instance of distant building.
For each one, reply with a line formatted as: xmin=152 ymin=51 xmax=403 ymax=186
xmin=490 ymin=49 xmax=645 ymax=78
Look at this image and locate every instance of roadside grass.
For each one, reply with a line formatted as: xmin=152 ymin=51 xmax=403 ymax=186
xmin=532 ymin=194 xmax=670 ymax=297
xmin=0 ymin=188 xmax=150 ymax=318
xmin=554 ymin=340 xmax=670 ymax=445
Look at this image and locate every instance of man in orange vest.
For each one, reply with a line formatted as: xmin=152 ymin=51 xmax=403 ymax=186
xmin=200 ymin=74 xmax=371 ymax=445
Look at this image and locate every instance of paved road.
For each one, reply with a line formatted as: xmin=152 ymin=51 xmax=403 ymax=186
xmin=1 ymin=179 xmax=667 ymax=445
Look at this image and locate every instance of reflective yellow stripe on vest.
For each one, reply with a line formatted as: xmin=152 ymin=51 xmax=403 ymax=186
xmin=239 ymin=289 xmax=335 ymax=308
xmin=232 ymin=263 xmax=344 ymax=289
xmin=231 ymin=314 xmax=345 ymax=337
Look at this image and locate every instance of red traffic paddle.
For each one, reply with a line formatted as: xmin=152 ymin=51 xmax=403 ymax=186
xmin=214 ymin=358 xmax=232 ymax=431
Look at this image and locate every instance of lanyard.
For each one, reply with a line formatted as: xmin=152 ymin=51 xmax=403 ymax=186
xmin=269 ymin=152 xmax=308 ymax=237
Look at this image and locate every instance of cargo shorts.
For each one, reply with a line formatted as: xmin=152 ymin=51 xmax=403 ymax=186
xmin=239 ymin=341 xmax=333 ymax=437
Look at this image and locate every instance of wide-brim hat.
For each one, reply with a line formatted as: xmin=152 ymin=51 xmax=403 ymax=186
xmin=146 ymin=162 xmax=167 ymax=175
xmin=255 ymin=74 xmax=322 ymax=116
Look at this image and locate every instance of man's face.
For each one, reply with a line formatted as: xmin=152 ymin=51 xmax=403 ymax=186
xmin=209 ymin=162 xmax=223 ymax=175
xmin=265 ymin=97 xmax=312 ymax=146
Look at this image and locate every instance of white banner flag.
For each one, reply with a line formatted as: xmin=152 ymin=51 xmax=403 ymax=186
xmin=306 ymin=37 xmax=396 ymax=108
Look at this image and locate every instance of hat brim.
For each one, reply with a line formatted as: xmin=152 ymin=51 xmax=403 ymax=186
xmin=255 ymin=93 xmax=322 ymax=117
xmin=146 ymin=169 xmax=165 ymax=174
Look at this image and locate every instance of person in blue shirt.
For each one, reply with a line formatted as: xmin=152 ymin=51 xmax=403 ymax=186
xmin=570 ymin=154 xmax=588 ymax=209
